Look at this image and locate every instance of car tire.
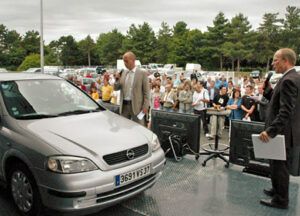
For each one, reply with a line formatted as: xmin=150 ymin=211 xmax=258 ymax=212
xmin=8 ymin=162 xmax=42 ymax=216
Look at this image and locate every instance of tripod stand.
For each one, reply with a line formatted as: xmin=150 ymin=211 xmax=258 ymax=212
xmin=201 ymin=109 xmax=230 ymax=167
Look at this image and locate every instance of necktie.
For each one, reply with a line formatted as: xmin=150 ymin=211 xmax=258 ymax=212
xmin=125 ymin=71 xmax=132 ymax=99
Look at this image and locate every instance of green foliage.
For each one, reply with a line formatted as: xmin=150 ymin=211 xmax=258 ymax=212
xmin=156 ymin=22 xmax=172 ymax=64
xmin=168 ymin=21 xmax=189 ymax=67
xmin=22 ymin=30 xmax=40 ymax=55
xmin=281 ymin=6 xmax=300 ymax=56
xmin=206 ymin=12 xmax=229 ymax=70
xmin=17 ymin=54 xmax=40 ymax=71
xmin=122 ymin=22 xmax=157 ymax=64
xmin=58 ymin=35 xmax=81 ymax=66
xmin=96 ymin=29 xmax=124 ymax=66
xmin=78 ymin=35 xmax=97 ymax=66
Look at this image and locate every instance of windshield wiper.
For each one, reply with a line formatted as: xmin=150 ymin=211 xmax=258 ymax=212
xmin=15 ymin=114 xmax=59 ymax=120
xmin=57 ymin=108 xmax=100 ymax=116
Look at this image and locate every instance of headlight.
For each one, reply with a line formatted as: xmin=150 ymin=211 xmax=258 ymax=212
xmin=47 ymin=156 xmax=98 ymax=173
xmin=151 ymin=133 xmax=161 ymax=152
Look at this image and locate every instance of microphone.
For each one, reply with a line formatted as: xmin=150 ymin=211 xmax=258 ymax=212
xmin=116 ymin=69 xmax=124 ymax=81
xmin=264 ymin=72 xmax=273 ymax=90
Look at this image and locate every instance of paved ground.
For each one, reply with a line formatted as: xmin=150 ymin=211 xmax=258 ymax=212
xmin=1 ymin=129 xmax=299 ymax=216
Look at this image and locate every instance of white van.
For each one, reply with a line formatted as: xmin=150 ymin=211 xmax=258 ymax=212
xmin=117 ymin=59 xmax=141 ymax=71
xmin=185 ymin=63 xmax=201 ymax=72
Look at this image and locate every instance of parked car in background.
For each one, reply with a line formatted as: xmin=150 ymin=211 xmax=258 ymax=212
xmin=96 ymin=66 xmax=105 ymax=74
xmin=24 ymin=68 xmax=41 ymax=73
xmin=160 ymin=64 xmax=176 ymax=77
xmin=63 ymin=68 xmax=76 ymax=73
xmin=44 ymin=66 xmax=62 ymax=76
xmin=0 ymin=68 xmax=8 ymax=73
xmin=250 ymin=70 xmax=262 ymax=79
xmin=0 ymin=73 xmax=165 ymax=216
xmin=81 ymin=77 xmax=95 ymax=92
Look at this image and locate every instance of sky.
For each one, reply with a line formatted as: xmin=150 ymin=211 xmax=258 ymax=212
xmin=0 ymin=0 xmax=299 ymax=44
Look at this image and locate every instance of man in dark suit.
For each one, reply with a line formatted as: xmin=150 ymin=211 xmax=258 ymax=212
xmin=190 ymin=69 xmax=198 ymax=83
xmin=259 ymin=48 xmax=300 ymax=209
xmin=207 ymin=80 xmax=219 ymax=107
xmin=114 ymin=52 xmax=150 ymax=125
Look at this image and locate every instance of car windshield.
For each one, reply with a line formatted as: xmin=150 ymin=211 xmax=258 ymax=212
xmin=0 ymin=79 xmax=102 ymax=119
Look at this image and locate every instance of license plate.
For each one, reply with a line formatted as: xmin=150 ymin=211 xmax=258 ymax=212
xmin=115 ymin=164 xmax=151 ymax=187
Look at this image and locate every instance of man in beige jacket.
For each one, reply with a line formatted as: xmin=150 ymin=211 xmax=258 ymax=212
xmin=114 ymin=52 xmax=150 ymax=125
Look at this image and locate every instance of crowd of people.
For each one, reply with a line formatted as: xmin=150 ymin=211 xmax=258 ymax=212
xmin=65 ymin=66 xmax=270 ymax=139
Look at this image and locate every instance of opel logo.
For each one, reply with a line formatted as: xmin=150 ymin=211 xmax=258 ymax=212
xmin=126 ymin=149 xmax=135 ymax=160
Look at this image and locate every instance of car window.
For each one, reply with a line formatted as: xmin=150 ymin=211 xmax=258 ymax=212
xmin=0 ymin=80 xmax=101 ymax=119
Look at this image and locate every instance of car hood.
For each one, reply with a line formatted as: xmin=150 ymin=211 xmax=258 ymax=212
xmin=21 ymin=110 xmax=153 ymax=170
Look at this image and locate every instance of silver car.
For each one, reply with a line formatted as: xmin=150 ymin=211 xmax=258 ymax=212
xmin=0 ymin=73 xmax=165 ymax=216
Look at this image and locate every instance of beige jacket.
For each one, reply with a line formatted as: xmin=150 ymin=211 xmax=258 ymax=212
xmin=114 ymin=68 xmax=150 ymax=115
xmin=162 ymin=91 xmax=177 ymax=108
xmin=178 ymin=90 xmax=193 ymax=111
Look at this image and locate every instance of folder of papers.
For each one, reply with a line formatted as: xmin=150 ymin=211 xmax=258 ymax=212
xmin=251 ymin=134 xmax=286 ymax=161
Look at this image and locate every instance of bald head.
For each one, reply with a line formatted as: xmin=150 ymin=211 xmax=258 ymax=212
xmin=123 ymin=52 xmax=136 ymax=70
xmin=277 ymin=48 xmax=297 ymax=66
xmin=123 ymin=52 xmax=136 ymax=60
xmin=272 ymin=48 xmax=296 ymax=74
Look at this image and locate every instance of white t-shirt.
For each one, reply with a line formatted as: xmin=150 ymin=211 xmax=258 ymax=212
xmin=160 ymin=85 xmax=165 ymax=93
xmin=112 ymin=90 xmax=120 ymax=105
xmin=193 ymin=89 xmax=209 ymax=111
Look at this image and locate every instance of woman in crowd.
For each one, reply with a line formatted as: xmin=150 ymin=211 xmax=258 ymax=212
xmin=178 ymin=81 xmax=193 ymax=114
xmin=147 ymin=84 xmax=163 ymax=129
xmin=226 ymin=89 xmax=243 ymax=120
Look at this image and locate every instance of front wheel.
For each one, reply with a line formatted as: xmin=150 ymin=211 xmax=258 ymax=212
xmin=8 ymin=163 xmax=42 ymax=216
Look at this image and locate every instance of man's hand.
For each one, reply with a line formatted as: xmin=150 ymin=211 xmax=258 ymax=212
xmin=259 ymin=131 xmax=269 ymax=143
xmin=115 ymin=73 xmax=121 ymax=81
xmin=142 ymin=107 xmax=148 ymax=114
xmin=262 ymin=80 xmax=271 ymax=91
xmin=245 ymin=113 xmax=249 ymax=119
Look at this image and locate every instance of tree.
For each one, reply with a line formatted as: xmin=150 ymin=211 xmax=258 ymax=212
xmin=58 ymin=35 xmax=81 ymax=66
xmin=207 ymin=12 xmax=229 ymax=70
xmin=78 ymin=35 xmax=96 ymax=66
xmin=281 ymin=6 xmax=300 ymax=56
xmin=96 ymin=29 xmax=124 ymax=66
xmin=168 ymin=21 xmax=189 ymax=67
xmin=225 ymin=13 xmax=252 ymax=71
xmin=122 ymin=22 xmax=157 ymax=64
xmin=17 ymin=53 xmax=40 ymax=71
xmin=257 ymin=13 xmax=282 ymax=71
xmin=156 ymin=22 xmax=172 ymax=64
xmin=185 ymin=29 xmax=204 ymax=65
xmin=22 ymin=30 xmax=40 ymax=55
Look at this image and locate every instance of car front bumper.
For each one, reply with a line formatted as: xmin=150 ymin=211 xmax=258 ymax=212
xmin=35 ymin=148 xmax=166 ymax=215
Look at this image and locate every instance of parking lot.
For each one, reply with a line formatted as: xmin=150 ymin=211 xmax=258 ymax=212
xmin=1 ymin=131 xmax=300 ymax=216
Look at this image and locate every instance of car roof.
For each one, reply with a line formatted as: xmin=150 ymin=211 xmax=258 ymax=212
xmin=0 ymin=72 xmax=61 ymax=81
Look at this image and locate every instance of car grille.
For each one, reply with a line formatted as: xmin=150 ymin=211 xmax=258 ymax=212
xmin=96 ymin=173 xmax=156 ymax=203
xmin=103 ymin=144 xmax=149 ymax=165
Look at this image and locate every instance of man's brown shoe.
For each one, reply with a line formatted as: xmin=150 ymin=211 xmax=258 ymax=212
xmin=260 ymin=199 xmax=288 ymax=209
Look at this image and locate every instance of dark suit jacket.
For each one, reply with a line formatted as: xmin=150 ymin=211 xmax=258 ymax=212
xmin=207 ymin=87 xmax=219 ymax=100
xmin=114 ymin=68 xmax=150 ymax=115
xmin=264 ymin=69 xmax=300 ymax=150
xmin=190 ymin=73 xmax=198 ymax=82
